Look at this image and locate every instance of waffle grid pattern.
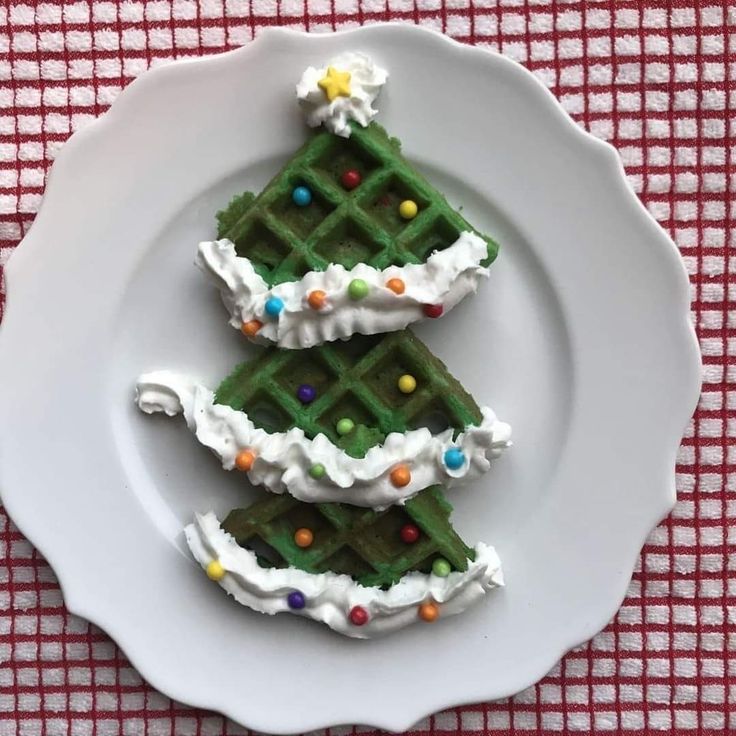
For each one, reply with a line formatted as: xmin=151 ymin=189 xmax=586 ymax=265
xmin=215 ymin=330 xmax=483 ymax=452
xmin=0 ymin=2 xmax=733 ymax=735
xmin=220 ymin=122 xmax=498 ymax=285
xmin=222 ymin=485 xmax=473 ymax=588
xmin=216 ymin=328 xmax=482 ymax=585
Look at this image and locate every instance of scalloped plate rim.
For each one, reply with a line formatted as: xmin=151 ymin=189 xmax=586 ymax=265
xmin=0 ymin=24 xmax=701 ymax=733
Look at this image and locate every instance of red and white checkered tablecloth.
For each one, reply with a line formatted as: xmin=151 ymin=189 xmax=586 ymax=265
xmin=0 ymin=2 xmax=732 ymax=734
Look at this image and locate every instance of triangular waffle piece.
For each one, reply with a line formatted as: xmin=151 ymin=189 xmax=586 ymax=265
xmin=221 ymin=485 xmax=472 ymax=588
xmin=216 ymin=122 xmax=498 ymax=284
xmin=198 ymin=122 xmax=500 ymax=347
xmin=215 ymin=330 xmax=483 ymax=458
xmin=136 ymin=330 xmax=510 ymax=507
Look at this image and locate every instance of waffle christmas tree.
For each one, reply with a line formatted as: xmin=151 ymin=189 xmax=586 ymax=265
xmin=136 ymin=52 xmax=510 ymax=638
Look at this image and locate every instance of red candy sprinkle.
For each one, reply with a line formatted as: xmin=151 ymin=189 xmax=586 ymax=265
xmin=423 ymin=303 xmax=444 ymax=319
xmin=400 ymin=524 xmax=420 ymax=544
xmin=349 ymin=605 xmax=369 ymax=626
xmin=341 ymin=170 xmax=362 ymax=190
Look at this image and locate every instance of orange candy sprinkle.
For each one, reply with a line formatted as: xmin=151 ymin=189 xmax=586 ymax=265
xmin=390 ymin=465 xmax=411 ymax=488
xmin=418 ymin=601 xmax=440 ymax=622
xmin=308 ymin=290 xmax=327 ymax=310
xmin=235 ymin=449 xmax=255 ymax=472
xmin=241 ymin=319 xmax=263 ymax=337
xmin=294 ymin=528 xmax=314 ymax=548
xmin=386 ymin=278 xmax=405 ymax=295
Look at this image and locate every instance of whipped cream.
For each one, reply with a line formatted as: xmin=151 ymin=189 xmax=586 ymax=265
xmin=296 ymin=52 xmax=387 ymax=138
xmin=136 ymin=372 xmax=511 ymax=510
xmin=186 ymin=511 xmax=503 ymax=639
xmin=197 ymin=233 xmax=490 ymax=349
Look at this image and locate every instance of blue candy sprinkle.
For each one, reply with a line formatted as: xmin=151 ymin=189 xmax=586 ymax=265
xmin=265 ymin=296 xmax=284 ymax=317
xmin=444 ymin=447 xmax=465 ymax=470
xmin=292 ymin=186 xmax=312 ymax=207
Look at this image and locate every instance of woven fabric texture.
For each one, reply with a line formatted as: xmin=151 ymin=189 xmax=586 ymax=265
xmin=0 ymin=2 xmax=733 ymax=735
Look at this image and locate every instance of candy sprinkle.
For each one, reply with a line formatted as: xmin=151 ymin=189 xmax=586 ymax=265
xmin=287 ymin=591 xmax=306 ymax=609
xmin=294 ymin=528 xmax=314 ymax=548
xmin=349 ymin=605 xmax=369 ymax=626
xmin=341 ymin=169 xmax=362 ymax=190
xmin=386 ymin=278 xmax=405 ymax=295
xmin=423 ymin=303 xmax=444 ymax=319
xmin=336 ymin=418 xmax=355 ymax=436
xmin=432 ymin=558 xmax=452 ymax=577
xmin=399 ymin=200 xmax=418 ymax=219
xmin=234 ymin=449 xmax=255 ymax=472
xmin=444 ymin=447 xmax=465 ymax=470
xmin=317 ymin=66 xmax=352 ymax=102
xmin=206 ymin=560 xmax=226 ymax=581
xmin=418 ymin=601 xmax=440 ymax=622
xmin=241 ymin=319 xmax=263 ymax=337
xmin=297 ymin=384 xmax=316 ymax=404
xmin=307 ymin=290 xmax=327 ymax=310
xmin=309 ymin=463 xmax=326 ymax=479
xmin=400 ymin=524 xmax=420 ymax=544
xmin=390 ymin=465 xmax=411 ymax=488
xmin=348 ymin=279 xmax=369 ymax=300
xmin=265 ymin=296 xmax=284 ymax=317
xmin=398 ymin=374 xmax=417 ymax=394
xmin=292 ymin=186 xmax=313 ymax=207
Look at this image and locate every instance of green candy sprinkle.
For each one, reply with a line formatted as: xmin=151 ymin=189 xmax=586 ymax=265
xmin=336 ymin=418 xmax=355 ymax=435
xmin=432 ymin=558 xmax=452 ymax=577
xmin=309 ymin=463 xmax=326 ymax=479
xmin=348 ymin=279 xmax=369 ymax=300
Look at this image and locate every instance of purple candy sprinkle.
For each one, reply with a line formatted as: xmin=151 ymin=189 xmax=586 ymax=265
xmin=297 ymin=384 xmax=316 ymax=404
xmin=287 ymin=591 xmax=306 ymax=610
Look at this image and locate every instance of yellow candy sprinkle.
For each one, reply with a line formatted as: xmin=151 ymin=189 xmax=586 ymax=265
xmin=399 ymin=200 xmax=418 ymax=220
xmin=398 ymin=374 xmax=417 ymax=394
xmin=206 ymin=560 xmax=226 ymax=581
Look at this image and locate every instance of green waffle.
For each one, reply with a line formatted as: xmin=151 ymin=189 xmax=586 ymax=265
xmin=222 ymin=485 xmax=473 ymax=588
xmin=215 ymin=330 xmax=483 ymax=459
xmin=216 ymin=122 xmax=499 ymax=286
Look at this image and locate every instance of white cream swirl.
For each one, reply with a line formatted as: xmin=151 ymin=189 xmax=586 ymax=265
xmin=296 ymin=52 xmax=387 ymax=138
xmin=185 ymin=511 xmax=503 ymax=639
xmin=136 ymin=372 xmax=511 ymax=510
xmin=197 ymin=233 xmax=490 ymax=349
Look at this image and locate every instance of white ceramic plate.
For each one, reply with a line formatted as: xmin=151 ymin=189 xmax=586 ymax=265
xmin=0 ymin=25 xmax=700 ymax=733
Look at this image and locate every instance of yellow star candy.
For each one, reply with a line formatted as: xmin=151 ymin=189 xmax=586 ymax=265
xmin=317 ymin=66 xmax=352 ymax=102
